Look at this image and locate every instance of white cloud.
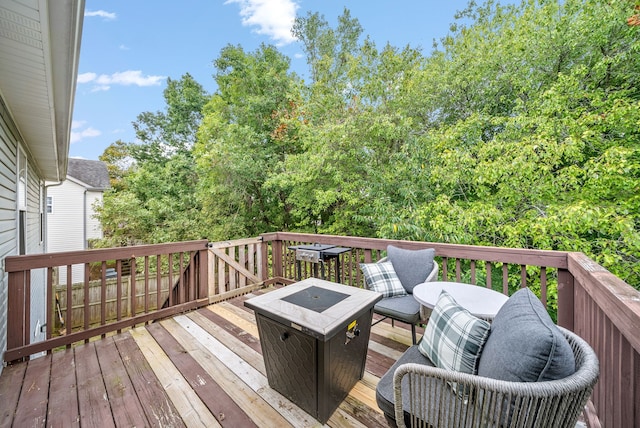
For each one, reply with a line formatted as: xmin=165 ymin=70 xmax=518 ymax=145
xmin=226 ymin=0 xmax=299 ymax=45
xmin=77 ymin=70 xmax=166 ymax=91
xmin=98 ymin=70 xmax=165 ymax=86
xmin=77 ymin=72 xmax=97 ymax=84
xmin=71 ymin=126 xmax=101 ymax=144
xmin=85 ymin=10 xmax=117 ymax=20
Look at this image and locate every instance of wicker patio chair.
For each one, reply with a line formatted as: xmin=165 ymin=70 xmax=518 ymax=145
xmin=389 ymin=327 xmax=599 ymax=428
xmin=371 ymin=257 xmax=439 ymax=344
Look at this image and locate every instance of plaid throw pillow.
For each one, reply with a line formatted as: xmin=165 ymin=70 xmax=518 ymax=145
xmin=360 ymin=261 xmax=407 ymax=298
xmin=419 ymin=290 xmax=491 ymax=376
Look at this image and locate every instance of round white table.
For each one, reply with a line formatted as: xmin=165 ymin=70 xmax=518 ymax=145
xmin=413 ymin=281 xmax=509 ymax=319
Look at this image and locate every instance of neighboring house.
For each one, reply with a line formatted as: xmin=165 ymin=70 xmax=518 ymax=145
xmin=47 ymin=158 xmax=110 ymax=284
xmin=0 ymin=1 xmax=84 ymax=367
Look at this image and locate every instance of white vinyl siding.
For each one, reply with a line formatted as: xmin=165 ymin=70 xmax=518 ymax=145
xmin=26 ymin=166 xmax=45 ymax=346
xmin=0 ymin=96 xmax=19 ymax=367
xmin=47 ymin=180 xmax=88 ymax=284
xmin=0 ymin=95 xmax=49 ymax=365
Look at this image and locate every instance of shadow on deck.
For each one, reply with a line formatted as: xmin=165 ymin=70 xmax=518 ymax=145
xmin=0 ymin=285 xmax=416 ymax=427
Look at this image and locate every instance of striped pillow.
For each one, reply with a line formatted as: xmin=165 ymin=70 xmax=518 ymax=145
xmin=419 ymin=290 xmax=491 ymax=376
xmin=360 ymin=261 xmax=407 ymax=298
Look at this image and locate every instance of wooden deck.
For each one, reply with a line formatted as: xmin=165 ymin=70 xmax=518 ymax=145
xmin=0 ymin=285 xmax=419 ymax=427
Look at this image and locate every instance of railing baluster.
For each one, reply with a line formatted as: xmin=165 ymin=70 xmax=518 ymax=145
xmin=144 ymin=256 xmax=150 ymax=314
xmin=25 ymin=270 xmax=31 ymax=347
xmin=470 ymin=260 xmax=476 ymax=284
xmin=168 ymin=254 xmax=174 ymax=307
xmin=217 ymin=253 xmax=225 ymax=294
xmin=46 ymin=267 xmax=53 ymax=342
xmin=130 ymin=258 xmax=137 ymax=319
xmin=485 ymin=262 xmax=492 ymax=289
xmin=229 ymin=247 xmax=237 ymax=291
xmin=239 ymin=245 xmax=247 ymax=287
xmin=248 ymin=243 xmax=255 ymax=279
xmin=189 ymin=251 xmax=196 ymax=300
xmin=84 ymin=263 xmax=90 ymax=341
xmin=156 ymin=255 xmax=162 ymax=312
xmin=116 ymin=259 xmax=122 ymax=330
xmin=502 ymin=263 xmax=509 ymax=294
xmin=441 ymin=257 xmax=449 ymax=280
xmin=540 ymin=267 xmax=547 ymax=307
xmin=65 ymin=265 xmax=72 ymax=343
xmin=179 ymin=253 xmax=185 ymax=303
xmin=100 ymin=261 xmax=106 ymax=338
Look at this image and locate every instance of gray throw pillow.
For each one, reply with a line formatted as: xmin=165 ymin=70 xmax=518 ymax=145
xmin=477 ymin=287 xmax=576 ymax=382
xmin=387 ymin=245 xmax=435 ymax=293
xmin=360 ymin=261 xmax=407 ymax=298
xmin=419 ymin=290 xmax=491 ymax=375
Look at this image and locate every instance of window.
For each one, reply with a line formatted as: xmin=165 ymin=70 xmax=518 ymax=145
xmin=17 ymin=148 xmax=27 ymax=254
xmin=18 ymin=149 xmax=27 ymax=210
xmin=46 ymin=196 xmax=53 ymax=213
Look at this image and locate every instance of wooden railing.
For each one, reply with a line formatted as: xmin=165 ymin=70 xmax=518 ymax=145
xmin=4 ymin=238 xmax=269 ymax=363
xmin=6 ymin=240 xmax=209 ymax=361
xmin=260 ymin=231 xmax=640 ymax=428
xmin=5 ymin=232 xmax=639 ymax=426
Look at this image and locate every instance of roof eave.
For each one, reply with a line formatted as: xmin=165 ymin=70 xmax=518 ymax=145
xmin=0 ymin=0 xmax=85 ymax=182
xmin=44 ymin=0 xmax=86 ymax=181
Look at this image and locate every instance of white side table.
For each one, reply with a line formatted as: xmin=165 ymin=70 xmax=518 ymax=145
xmin=413 ymin=281 xmax=509 ymax=319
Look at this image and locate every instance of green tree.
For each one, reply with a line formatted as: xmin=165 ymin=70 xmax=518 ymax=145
xmin=194 ymin=44 xmax=303 ymax=239
xmin=131 ymin=73 xmax=209 ymax=164
xmin=95 ymin=74 xmax=209 ymax=245
xmin=98 ymin=139 xmax=132 ymax=192
xmin=384 ymin=0 xmax=640 ymax=289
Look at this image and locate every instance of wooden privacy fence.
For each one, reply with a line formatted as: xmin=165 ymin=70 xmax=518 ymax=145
xmin=53 ymin=272 xmax=179 ymax=332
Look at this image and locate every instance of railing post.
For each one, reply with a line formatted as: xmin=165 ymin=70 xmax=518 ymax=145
xmin=557 ymin=268 xmax=575 ymax=330
xmin=260 ymin=240 xmax=268 ymax=281
xmin=272 ymin=239 xmax=283 ymax=279
xmin=7 ymin=271 xmax=26 ymax=357
xmin=198 ymin=247 xmax=208 ymax=299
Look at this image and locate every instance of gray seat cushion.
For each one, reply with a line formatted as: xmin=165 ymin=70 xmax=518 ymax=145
xmin=478 ymin=287 xmax=576 ymax=382
xmin=376 ymin=345 xmax=466 ymax=425
xmin=376 ymin=345 xmax=435 ymax=419
xmin=387 ymin=245 xmax=435 ymax=293
xmin=373 ymin=294 xmax=421 ymax=324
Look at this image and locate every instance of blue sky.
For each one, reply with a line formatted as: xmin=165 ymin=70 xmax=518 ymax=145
xmin=71 ymin=0 xmax=482 ymax=160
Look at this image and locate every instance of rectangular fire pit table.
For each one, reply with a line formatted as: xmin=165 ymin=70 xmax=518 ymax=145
xmin=244 ymin=278 xmax=382 ymax=423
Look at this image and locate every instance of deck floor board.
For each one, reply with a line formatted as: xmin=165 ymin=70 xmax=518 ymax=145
xmin=96 ymin=337 xmax=148 ymax=428
xmin=13 ymin=353 xmax=50 ymax=428
xmin=0 ymin=286 xmax=413 ymax=427
xmin=47 ymin=349 xmax=79 ymax=427
xmin=0 ymin=360 xmax=26 ymax=428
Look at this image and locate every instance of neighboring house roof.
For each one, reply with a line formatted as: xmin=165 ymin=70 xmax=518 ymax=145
xmin=0 ymin=0 xmax=85 ymax=181
xmin=67 ymin=158 xmax=111 ymax=191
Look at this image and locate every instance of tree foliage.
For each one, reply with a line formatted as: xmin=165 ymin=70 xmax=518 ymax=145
xmin=95 ymin=74 xmax=209 ymax=246
xmin=193 ymin=44 xmax=303 ymax=238
xmin=96 ymin=1 xmax=640 ymax=290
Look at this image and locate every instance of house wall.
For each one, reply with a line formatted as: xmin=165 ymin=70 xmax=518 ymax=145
xmin=0 ymin=96 xmax=47 ymax=367
xmin=27 ymin=167 xmax=46 ymax=348
xmin=47 ymin=179 xmax=89 ymax=284
xmin=0 ymin=97 xmax=18 ymax=369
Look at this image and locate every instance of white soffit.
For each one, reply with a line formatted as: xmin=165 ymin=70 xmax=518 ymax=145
xmin=0 ymin=0 xmax=84 ymax=181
